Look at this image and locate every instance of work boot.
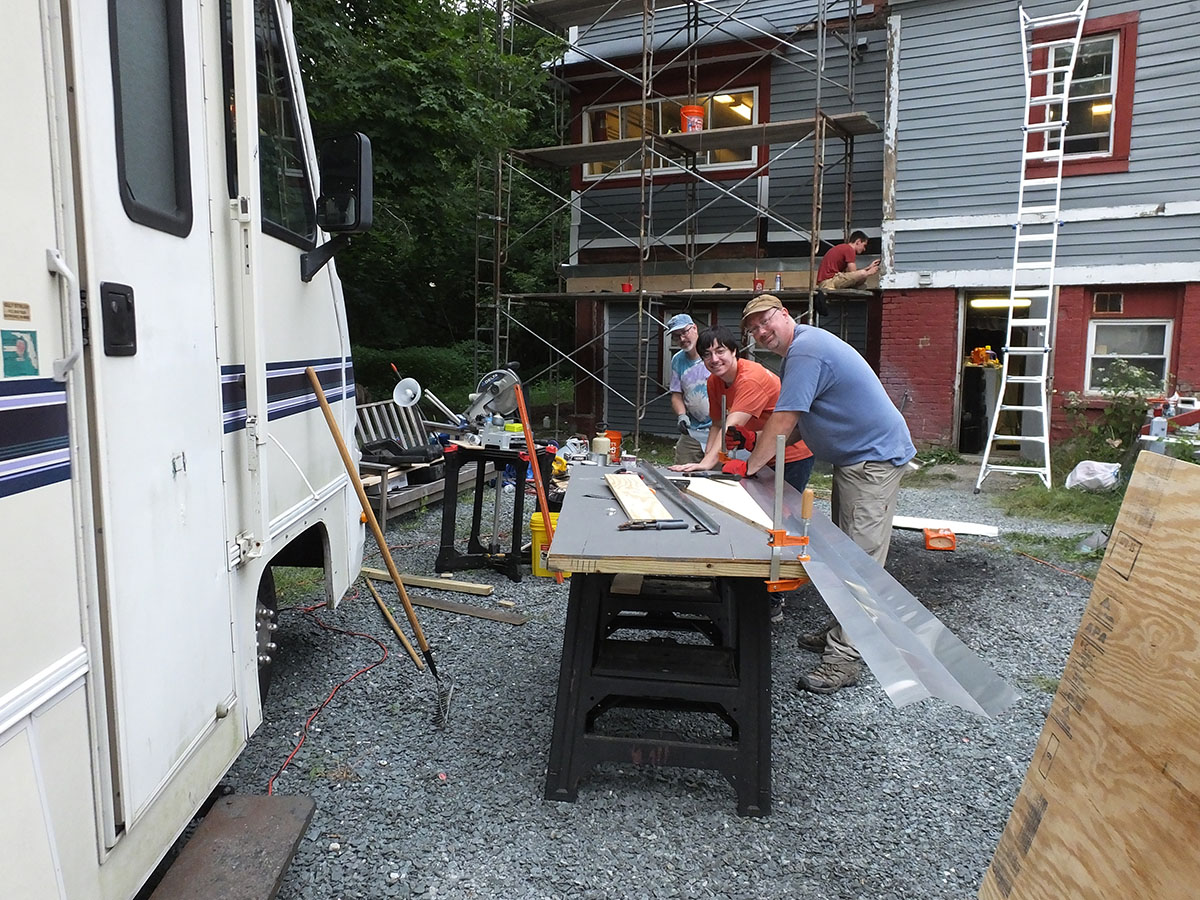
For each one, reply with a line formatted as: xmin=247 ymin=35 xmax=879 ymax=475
xmin=796 ymin=621 xmax=835 ymax=653
xmin=769 ymin=594 xmax=785 ymax=625
xmin=797 ymin=658 xmax=862 ymax=694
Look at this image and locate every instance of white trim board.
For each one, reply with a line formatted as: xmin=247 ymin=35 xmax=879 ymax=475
xmin=892 ymin=516 xmax=999 ymax=537
xmin=883 ymin=261 xmax=1199 ymax=290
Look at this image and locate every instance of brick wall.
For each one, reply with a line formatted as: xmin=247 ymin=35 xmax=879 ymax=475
xmin=879 ymin=288 xmax=959 ymax=446
xmin=1176 ymin=284 xmax=1200 ymax=396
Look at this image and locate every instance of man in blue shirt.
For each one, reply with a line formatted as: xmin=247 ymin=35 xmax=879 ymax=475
xmin=666 ymin=313 xmax=713 ymax=464
xmin=738 ymin=294 xmax=915 ymax=694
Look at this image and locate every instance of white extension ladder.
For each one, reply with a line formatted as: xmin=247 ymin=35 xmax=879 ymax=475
xmin=976 ymin=0 xmax=1089 ymax=492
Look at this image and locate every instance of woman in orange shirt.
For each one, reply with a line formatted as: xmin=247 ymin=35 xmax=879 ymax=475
xmin=669 ymin=325 xmax=814 ymax=494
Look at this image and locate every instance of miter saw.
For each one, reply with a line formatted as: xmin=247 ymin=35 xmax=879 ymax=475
xmin=459 ymin=367 xmax=526 ymax=449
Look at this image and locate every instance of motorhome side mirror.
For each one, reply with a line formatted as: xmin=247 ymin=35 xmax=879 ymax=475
xmin=316 ymin=132 xmax=373 ymax=234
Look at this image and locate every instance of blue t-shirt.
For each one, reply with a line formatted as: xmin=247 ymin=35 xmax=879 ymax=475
xmin=777 ymin=325 xmax=915 ymax=467
xmin=670 ymin=351 xmax=712 ymax=427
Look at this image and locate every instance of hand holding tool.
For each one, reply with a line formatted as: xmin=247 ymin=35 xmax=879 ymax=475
xmin=618 ymin=519 xmax=688 ymax=531
xmin=725 ymin=424 xmax=757 ymax=452
xmin=677 ymin=414 xmax=691 ymax=435
xmin=722 ymin=459 xmax=748 ymax=477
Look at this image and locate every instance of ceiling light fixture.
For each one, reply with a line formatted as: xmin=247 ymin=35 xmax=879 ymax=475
xmin=970 ymin=297 xmax=1033 ymax=309
xmin=1091 ymin=101 xmax=1113 ymax=115
xmin=730 ymin=103 xmax=753 ymax=120
xmin=714 ymin=94 xmax=735 ymax=104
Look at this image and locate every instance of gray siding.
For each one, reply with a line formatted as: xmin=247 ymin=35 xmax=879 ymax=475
xmin=566 ymin=1 xmax=875 ymax=60
xmin=891 ymin=0 xmax=1200 ymax=274
xmin=576 ymin=33 xmax=889 ymax=249
xmin=768 ymin=41 xmax=887 ymax=241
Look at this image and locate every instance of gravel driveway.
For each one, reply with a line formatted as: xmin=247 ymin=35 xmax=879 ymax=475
xmin=225 ymin=467 xmax=1101 ymax=900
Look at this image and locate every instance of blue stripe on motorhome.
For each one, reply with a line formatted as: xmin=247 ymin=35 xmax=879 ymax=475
xmin=222 ymin=359 xmax=355 ymax=433
xmin=0 ymin=379 xmax=70 ymax=498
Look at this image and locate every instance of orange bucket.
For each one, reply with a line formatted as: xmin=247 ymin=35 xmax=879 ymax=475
xmin=680 ymin=104 xmax=704 ymax=132
xmin=605 ymin=430 xmax=622 ymax=464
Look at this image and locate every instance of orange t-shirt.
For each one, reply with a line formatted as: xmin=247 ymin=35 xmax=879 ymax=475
xmin=706 ymin=358 xmax=812 ymax=463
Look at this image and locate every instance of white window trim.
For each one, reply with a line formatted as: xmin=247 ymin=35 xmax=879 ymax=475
xmin=1050 ymin=32 xmax=1119 ymax=162
xmin=582 ymin=88 xmax=760 ymax=181
xmin=1084 ymin=317 xmax=1172 ymax=395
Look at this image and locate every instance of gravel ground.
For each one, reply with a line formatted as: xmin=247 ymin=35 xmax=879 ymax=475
xmin=224 ymin=464 xmax=1102 ymax=900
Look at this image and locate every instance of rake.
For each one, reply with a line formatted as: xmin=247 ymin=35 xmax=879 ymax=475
xmin=305 ymin=367 xmax=453 ymax=726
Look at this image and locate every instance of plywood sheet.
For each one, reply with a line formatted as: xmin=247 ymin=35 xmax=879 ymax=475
xmin=978 ymin=453 xmax=1200 ymax=900
xmin=604 ymin=472 xmax=673 ymax=521
xmin=681 ymin=478 xmax=774 ymax=531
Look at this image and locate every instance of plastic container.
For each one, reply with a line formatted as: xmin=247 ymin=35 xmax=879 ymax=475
xmin=680 ymin=104 xmax=704 ymax=132
xmin=530 ymin=512 xmax=568 ymax=578
xmin=605 ymin=430 xmax=622 ymax=464
xmin=590 ymin=435 xmax=610 ymax=458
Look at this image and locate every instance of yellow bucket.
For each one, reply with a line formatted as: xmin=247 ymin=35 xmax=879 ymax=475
xmin=530 ymin=512 xmax=567 ymax=578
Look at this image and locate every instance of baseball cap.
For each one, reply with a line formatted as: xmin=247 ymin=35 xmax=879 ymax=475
xmin=666 ymin=313 xmax=695 ymax=334
xmin=741 ymin=293 xmax=784 ymax=324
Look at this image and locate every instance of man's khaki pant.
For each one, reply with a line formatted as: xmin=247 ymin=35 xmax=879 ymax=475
xmin=818 ymin=271 xmax=861 ymax=291
xmin=824 ymin=459 xmax=907 ymax=661
xmin=673 ymin=432 xmax=705 ymax=465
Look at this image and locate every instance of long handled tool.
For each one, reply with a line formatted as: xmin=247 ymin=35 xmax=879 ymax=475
xmin=305 ymin=367 xmax=453 ymax=726
xmin=365 ymin=577 xmax=423 ymax=671
xmin=512 ymin=382 xmax=563 ymax=584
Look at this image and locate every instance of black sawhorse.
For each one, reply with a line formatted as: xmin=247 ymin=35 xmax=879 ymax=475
xmin=544 ymin=573 xmax=772 ymax=816
xmin=435 ymin=444 xmax=550 ymax=583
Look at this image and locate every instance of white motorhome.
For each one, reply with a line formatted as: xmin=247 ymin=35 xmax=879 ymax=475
xmin=2 ymin=1 xmax=370 ymax=896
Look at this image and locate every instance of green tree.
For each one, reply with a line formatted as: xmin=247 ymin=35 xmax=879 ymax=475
xmin=291 ymin=0 xmax=566 ymax=357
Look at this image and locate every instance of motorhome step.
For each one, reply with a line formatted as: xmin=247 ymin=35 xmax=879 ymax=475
xmin=148 ymin=794 xmax=314 ymax=900
xmin=1028 ymin=65 xmax=1073 ymax=77
xmin=1002 ymin=347 xmax=1052 ymax=356
xmin=1027 ymin=11 xmax=1087 ymax=28
xmin=1019 ymin=205 xmax=1058 ymax=216
xmin=1005 ymin=375 xmax=1047 ymax=384
xmin=1000 ymin=404 xmax=1049 ymax=413
xmin=983 ymin=465 xmax=1051 ymax=477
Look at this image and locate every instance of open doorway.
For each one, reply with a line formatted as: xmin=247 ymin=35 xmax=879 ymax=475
xmin=959 ymin=293 xmax=1008 ymax=454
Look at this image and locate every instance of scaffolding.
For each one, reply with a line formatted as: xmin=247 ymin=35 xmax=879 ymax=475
xmin=476 ymin=0 xmax=879 ymax=448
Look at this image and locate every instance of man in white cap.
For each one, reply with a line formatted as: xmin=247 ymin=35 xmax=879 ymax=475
xmin=735 ymin=294 xmax=915 ymax=695
xmin=665 ymin=313 xmax=712 ymax=464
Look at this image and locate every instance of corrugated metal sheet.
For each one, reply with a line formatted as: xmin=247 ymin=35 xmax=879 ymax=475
xmin=891 ymin=0 xmax=1200 ymax=275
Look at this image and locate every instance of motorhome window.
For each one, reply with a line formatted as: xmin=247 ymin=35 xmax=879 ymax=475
xmin=109 ymin=0 xmax=192 ymax=236
xmin=255 ymin=0 xmax=316 ymax=247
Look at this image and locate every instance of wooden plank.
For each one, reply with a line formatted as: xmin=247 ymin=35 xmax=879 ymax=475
xmin=604 ymin=472 xmax=674 ymax=521
xmin=681 ymin=478 xmax=774 ymax=531
xmin=515 ymin=114 xmax=879 ymax=168
xmin=892 ymin=515 xmax=999 ymax=537
xmin=361 ymin=567 xmax=494 ymax=597
xmin=149 ymin=795 xmax=314 ymax=900
xmin=978 ymin=454 xmax=1200 ymax=900
xmin=405 ymin=593 xmax=528 ymax=625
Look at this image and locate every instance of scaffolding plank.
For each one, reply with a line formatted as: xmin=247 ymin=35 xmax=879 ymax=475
xmin=514 ymin=113 xmax=879 ymax=168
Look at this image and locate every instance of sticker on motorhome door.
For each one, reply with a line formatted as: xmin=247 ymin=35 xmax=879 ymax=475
xmin=3 ymin=301 xmax=32 ymax=321
xmin=2 ymin=329 xmax=39 ymax=377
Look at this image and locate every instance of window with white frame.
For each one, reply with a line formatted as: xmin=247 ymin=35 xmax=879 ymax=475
xmin=1047 ymin=34 xmax=1117 ymax=157
xmin=1085 ymin=319 xmax=1172 ymax=393
xmin=584 ymin=90 xmax=757 ymax=179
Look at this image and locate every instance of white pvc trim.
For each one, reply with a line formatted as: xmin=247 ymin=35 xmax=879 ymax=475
xmin=0 ymin=648 xmax=88 ymax=737
xmin=884 ymin=261 xmax=1200 ymax=290
xmin=886 ymin=200 xmax=1200 ymax=233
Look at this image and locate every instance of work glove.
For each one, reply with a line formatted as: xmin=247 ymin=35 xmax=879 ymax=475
xmin=725 ymin=424 xmax=757 ymax=452
xmin=677 ymin=414 xmax=691 ymax=435
xmin=721 ymin=459 xmax=748 ymax=477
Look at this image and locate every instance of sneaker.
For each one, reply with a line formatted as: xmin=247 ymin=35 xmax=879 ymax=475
xmin=768 ymin=594 xmax=785 ymax=624
xmin=796 ymin=622 xmax=834 ymax=654
xmin=797 ymin=658 xmax=862 ymax=694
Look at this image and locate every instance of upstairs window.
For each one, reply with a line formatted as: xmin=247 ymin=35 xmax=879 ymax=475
xmin=584 ymin=90 xmax=757 ymax=179
xmin=1030 ymin=12 xmax=1138 ymax=177
xmin=1046 ymin=35 xmax=1117 ymax=157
